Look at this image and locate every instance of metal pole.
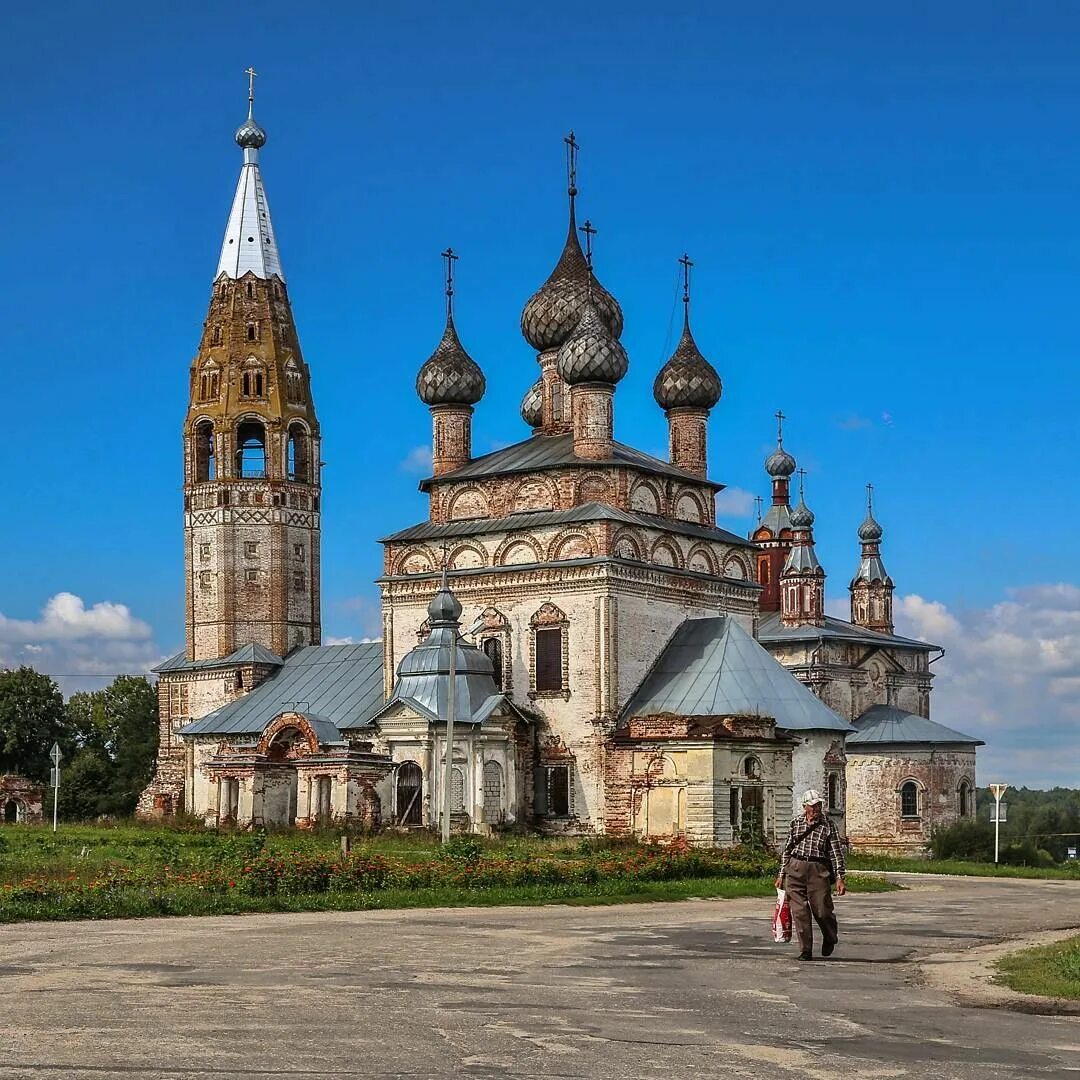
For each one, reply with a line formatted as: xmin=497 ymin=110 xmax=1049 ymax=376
xmin=994 ymin=790 xmax=1000 ymax=864
xmin=441 ymin=628 xmax=457 ymax=845
xmin=53 ymin=764 xmax=59 ymax=833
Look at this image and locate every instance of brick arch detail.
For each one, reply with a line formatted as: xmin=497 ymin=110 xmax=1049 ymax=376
xmin=547 ymin=528 xmax=597 ymax=562
xmin=395 ymin=545 xmax=438 ymax=575
xmin=494 ymin=534 xmax=545 ymax=566
xmin=256 ymin=712 xmax=324 ymax=756
xmin=650 ymin=538 xmax=684 ymax=569
xmin=448 ymin=542 xmax=488 ymax=569
xmin=611 ymin=527 xmax=646 ymax=561
xmin=685 ymin=544 xmax=717 ymax=575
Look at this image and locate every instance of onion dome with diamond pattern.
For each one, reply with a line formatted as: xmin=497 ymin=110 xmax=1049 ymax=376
xmin=521 ymin=220 xmax=624 ymax=352
xmin=765 ymin=443 xmax=797 ymax=478
xmin=556 ymin=294 xmax=629 ymax=385
xmin=427 ymin=579 xmax=463 ymax=625
xmin=235 ymin=115 xmax=267 ymax=150
xmin=416 ymin=315 xmax=486 ymax=406
xmin=653 ymin=321 xmax=722 ymax=410
xmin=520 ymin=379 xmax=543 ymax=428
xmin=790 ymin=498 xmax=815 ymax=529
xmin=858 ymin=510 xmax=884 ymax=543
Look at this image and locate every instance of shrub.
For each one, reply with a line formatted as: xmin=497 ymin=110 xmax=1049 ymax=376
xmin=929 ymin=819 xmax=996 ymax=862
xmin=442 ymin=835 xmax=484 ymax=864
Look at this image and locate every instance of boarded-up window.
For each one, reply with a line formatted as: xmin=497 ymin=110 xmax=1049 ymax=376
xmin=546 ymin=765 xmax=570 ymax=816
xmin=450 ymin=768 xmax=465 ymax=813
xmin=535 ymin=628 xmax=563 ymax=692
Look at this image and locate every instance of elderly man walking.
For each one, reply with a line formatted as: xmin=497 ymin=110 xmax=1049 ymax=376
xmin=775 ymin=789 xmax=847 ymax=961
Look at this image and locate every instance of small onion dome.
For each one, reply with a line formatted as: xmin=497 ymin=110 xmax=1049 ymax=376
xmin=520 ymin=379 xmax=543 ymax=428
xmin=653 ymin=323 xmax=722 ymax=410
xmin=521 ymin=223 xmax=623 ymax=352
xmin=415 ymin=316 xmax=486 ymax=406
xmin=556 ymin=296 xmax=629 ymax=385
xmin=765 ymin=444 xmax=796 ymax=478
xmin=790 ymin=498 xmax=815 ymax=529
xmin=235 ymin=116 xmax=267 ymax=150
xmin=427 ymin=582 xmax=462 ymax=626
xmin=858 ymin=511 xmax=884 ymax=543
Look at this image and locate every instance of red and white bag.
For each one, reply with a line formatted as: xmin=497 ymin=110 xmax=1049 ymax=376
xmin=772 ymin=888 xmax=792 ymax=943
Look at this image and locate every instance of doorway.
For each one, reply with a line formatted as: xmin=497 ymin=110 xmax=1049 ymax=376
xmin=396 ymin=762 xmax=423 ymax=826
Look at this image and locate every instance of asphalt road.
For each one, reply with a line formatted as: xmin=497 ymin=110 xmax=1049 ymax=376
xmin=1 ymin=875 xmax=1078 ymax=1079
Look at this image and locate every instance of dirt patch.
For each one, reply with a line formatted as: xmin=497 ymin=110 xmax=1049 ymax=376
xmin=920 ymin=927 xmax=1080 ymax=1016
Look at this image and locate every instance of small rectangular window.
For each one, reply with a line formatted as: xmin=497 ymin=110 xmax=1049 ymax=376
xmin=244 ymin=541 xmax=259 ymax=558
xmin=245 ymin=569 xmax=258 ymax=583
xmin=546 ymin=766 xmax=570 ymax=816
xmin=199 ymin=570 xmax=212 ymax=589
xmin=535 ymin=628 xmax=563 ymax=692
xmin=199 ymin=543 xmax=211 ymax=561
xmin=293 ymin=572 xmax=305 ymax=592
xmin=246 ymin=323 xmax=258 ymax=342
xmin=293 ymin=543 xmax=305 ymax=559
xmin=729 ymin=787 xmax=740 ymax=832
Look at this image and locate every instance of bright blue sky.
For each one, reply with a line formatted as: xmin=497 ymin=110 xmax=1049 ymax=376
xmin=3 ymin=3 xmax=1078 ymax=782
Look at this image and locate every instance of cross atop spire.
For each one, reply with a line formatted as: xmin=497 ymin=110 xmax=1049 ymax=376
xmin=776 ymin=409 xmax=787 ymax=446
xmin=440 ymin=541 xmax=451 ymax=586
xmin=866 ymin=480 xmax=874 ymax=514
xmin=565 ymin=130 xmax=579 ymax=203
xmin=441 ymin=247 xmax=458 ymax=320
xmin=797 ymin=467 xmax=806 ymax=499
xmin=679 ymin=252 xmax=694 ymax=326
xmin=579 ymin=219 xmax=597 ymax=270
xmin=754 ymin=494 xmax=764 ymax=523
xmin=245 ymin=66 xmax=257 ymax=118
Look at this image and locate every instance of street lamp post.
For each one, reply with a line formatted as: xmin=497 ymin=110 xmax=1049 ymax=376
xmin=990 ymin=783 xmax=1008 ymax=864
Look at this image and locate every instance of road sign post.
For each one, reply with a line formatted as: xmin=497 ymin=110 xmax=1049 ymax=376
xmin=49 ymin=742 xmax=63 ymax=833
xmin=989 ymin=783 xmax=1008 ymax=864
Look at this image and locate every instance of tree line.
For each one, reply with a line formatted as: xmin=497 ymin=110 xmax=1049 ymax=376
xmin=0 ymin=667 xmax=158 ymax=819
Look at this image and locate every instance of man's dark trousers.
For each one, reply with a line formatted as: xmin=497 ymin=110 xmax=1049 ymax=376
xmin=785 ymin=857 xmax=837 ymax=955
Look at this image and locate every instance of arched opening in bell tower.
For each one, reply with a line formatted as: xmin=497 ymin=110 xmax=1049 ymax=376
xmin=194 ymin=421 xmax=216 ymax=482
xmin=287 ymin=422 xmax=311 ymax=482
xmin=235 ymin=420 xmax=267 ymax=478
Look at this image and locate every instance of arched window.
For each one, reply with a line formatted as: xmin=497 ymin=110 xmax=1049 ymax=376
xmin=287 ymin=423 xmax=310 ymax=482
xmin=396 ymin=762 xmax=422 ymax=826
xmin=235 ymin=421 xmax=266 ymax=478
xmin=198 ymin=362 xmax=220 ymax=402
xmin=450 ymin=767 xmax=466 ymax=814
xmin=211 ymin=325 xmax=223 ymax=346
xmin=900 ymin=780 xmax=920 ymax=818
xmin=4 ymin=800 xmax=19 ymax=824
xmin=285 ymin=357 xmax=303 ymax=404
xmin=241 ymin=365 xmax=265 ymax=399
xmin=828 ymin=772 xmax=841 ymax=811
xmin=194 ymin=421 xmax=215 ymax=482
xmin=743 ymin=756 xmax=762 ymax=781
xmin=482 ymin=636 xmax=504 ymax=691
xmin=958 ymin=780 xmax=971 ymax=818
xmin=531 ymin=603 xmax=568 ymax=696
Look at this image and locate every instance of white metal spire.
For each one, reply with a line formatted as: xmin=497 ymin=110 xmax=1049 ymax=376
xmin=216 ymin=69 xmax=285 ymax=282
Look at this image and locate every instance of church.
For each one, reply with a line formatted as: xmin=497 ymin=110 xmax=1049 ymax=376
xmin=138 ymin=84 xmax=982 ymax=855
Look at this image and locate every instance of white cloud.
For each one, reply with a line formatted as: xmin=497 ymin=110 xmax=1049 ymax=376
xmin=399 ymin=445 xmax=433 ymax=473
xmin=0 ymin=593 xmax=162 ymax=696
xmin=893 ymin=585 xmax=1080 ymax=787
xmin=714 ymin=486 xmax=757 ymax=519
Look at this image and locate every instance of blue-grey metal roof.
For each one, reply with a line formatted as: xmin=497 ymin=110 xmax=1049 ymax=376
xmin=179 ymin=643 xmax=384 ymax=737
xmin=418 ymin=433 xmax=723 ymax=492
xmin=756 ymin=612 xmax=938 ymax=652
xmin=154 ymin=643 xmax=284 ymax=674
xmin=379 ymin=501 xmax=754 ymax=550
xmin=848 ymin=704 xmax=983 ymax=747
xmin=622 ymin=616 xmax=851 ymax=732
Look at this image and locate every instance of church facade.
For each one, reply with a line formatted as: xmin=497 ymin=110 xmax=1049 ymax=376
xmin=140 ymin=92 xmax=980 ymax=854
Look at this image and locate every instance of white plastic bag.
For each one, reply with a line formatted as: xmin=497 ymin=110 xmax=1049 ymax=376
xmin=772 ymin=887 xmax=792 ymax=943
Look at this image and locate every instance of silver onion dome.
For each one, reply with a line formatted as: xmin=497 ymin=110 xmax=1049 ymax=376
xmin=790 ymin=498 xmax=815 ymax=529
xmin=416 ymin=316 xmax=486 ymax=406
xmin=765 ymin=444 xmax=796 ymax=478
xmin=858 ymin=511 xmax=884 ymax=543
xmin=520 ymin=379 xmax=543 ymax=428
xmin=556 ymin=296 xmax=629 ymax=385
xmin=653 ymin=323 xmax=722 ymax=410
xmin=427 ymin=581 xmax=463 ymax=625
xmin=521 ymin=222 xmax=623 ymax=352
xmin=235 ymin=116 xmax=267 ymax=150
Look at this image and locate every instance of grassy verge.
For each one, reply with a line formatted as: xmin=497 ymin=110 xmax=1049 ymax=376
xmin=849 ymin=854 xmax=1080 ymax=881
xmin=0 ymin=872 xmax=895 ymax=924
xmin=996 ymin=935 xmax=1080 ymax=999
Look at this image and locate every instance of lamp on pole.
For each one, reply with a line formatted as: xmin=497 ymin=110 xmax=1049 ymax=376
xmin=990 ymin=783 xmax=1008 ymax=863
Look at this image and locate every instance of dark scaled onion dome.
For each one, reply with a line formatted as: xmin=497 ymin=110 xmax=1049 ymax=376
xmin=653 ymin=323 xmax=722 ymax=410
xmin=235 ymin=116 xmax=267 ymax=150
xmin=858 ymin=510 xmax=884 ymax=543
xmin=521 ymin=223 xmax=624 ymax=352
xmin=765 ymin=443 xmax=797 ymax=478
xmin=416 ymin=316 xmax=486 ymax=406
xmin=427 ymin=581 xmax=462 ymax=625
xmin=556 ymin=296 xmax=629 ymax=385
xmin=520 ymin=379 xmax=543 ymax=428
xmin=790 ymin=498 xmax=815 ymax=529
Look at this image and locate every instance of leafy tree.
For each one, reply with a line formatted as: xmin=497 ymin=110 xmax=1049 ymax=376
xmin=0 ymin=668 xmax=66 ymax=781
xmin=56 ymin=749 xmax=114 ymax=821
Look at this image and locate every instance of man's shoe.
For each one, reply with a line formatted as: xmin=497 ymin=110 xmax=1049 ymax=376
xmin=821 ymin=938 xmax=836 ymax=957
xmin=796 ymin=951 xmax=813 ymax=961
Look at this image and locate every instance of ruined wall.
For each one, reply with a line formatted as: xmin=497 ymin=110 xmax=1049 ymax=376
xmin=0 ymin=776 xmax=45 ymax=824
xmin=846 ymin=746 xmax=977 ymax=855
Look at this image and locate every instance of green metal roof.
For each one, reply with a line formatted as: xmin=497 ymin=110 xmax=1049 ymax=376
xmin=848 ymin=704 xmax=983 ymax=747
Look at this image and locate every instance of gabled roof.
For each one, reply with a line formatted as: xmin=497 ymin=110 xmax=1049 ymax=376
xmin=848 ymin=704 xmax=983 ymax=747
xmin=622 ymin=616 xmax=850 ymax=732
xmin=379 ymin=501 xmax=754 ymax=550
xmin=180 ymin=643 xmax=383 ymax=737
xmin=418 ymin=433 xmax=722 ymax=492
xmin=756 ymin=611 xmax=938 ymax=652
xmin=154 ymin=642 xmax=284 ymax=674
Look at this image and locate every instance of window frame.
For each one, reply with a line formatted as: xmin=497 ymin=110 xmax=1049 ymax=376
xmin=900 ymin=780 xmax=920 ymax=819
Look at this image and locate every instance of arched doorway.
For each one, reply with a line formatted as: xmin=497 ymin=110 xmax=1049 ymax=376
xmin=396 ymin=762 xmax=423 ymax=826
xmin=3 ymin=800 xmax=19 ymax=824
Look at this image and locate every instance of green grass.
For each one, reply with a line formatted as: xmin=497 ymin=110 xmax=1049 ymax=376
xmin=0 ymin=822 xmax=894 ymax=923
xmin=996 ymin=935 xmax=1080 ymax=1000
xmin=849 ymin=853 xmax=1080 ymax=881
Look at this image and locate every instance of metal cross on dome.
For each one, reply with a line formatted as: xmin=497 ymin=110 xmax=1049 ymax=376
xmin=579 ymin=219 xmax=597 ymax=269
xmin=441 ymin=247 xmax=458 ymax=319
xmin=565 ymin=130 xmax=579 ymax=200
xmin=679 ymin=252 xmax=694 ymax=309
xmin=245 ymin=66 xmax=257 ymax=104
xmin=775 ymin=409 xmax=787 ymax=446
